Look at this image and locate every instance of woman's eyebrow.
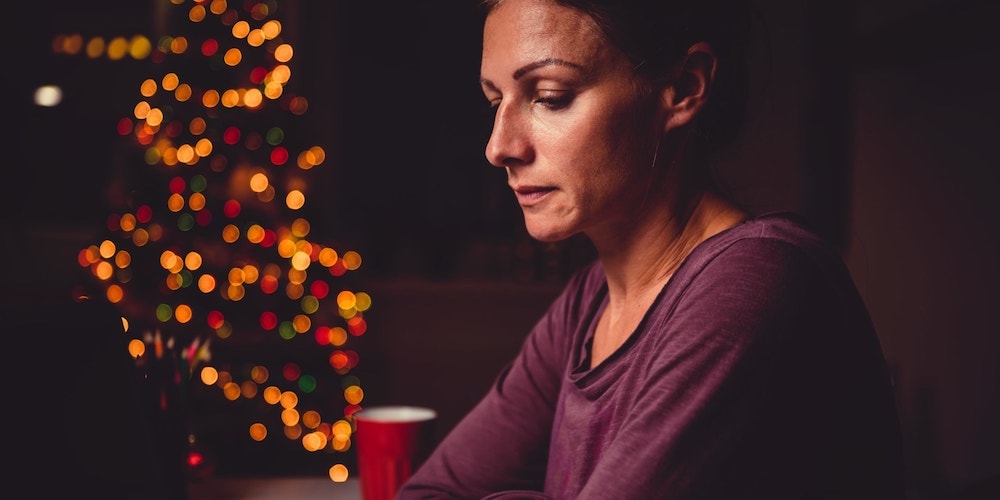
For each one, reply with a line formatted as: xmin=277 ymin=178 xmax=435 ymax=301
xmin=512 ymin=58 xmax=582 ymax=80
xmin=480 ymin=57 xmax=585 ymax=91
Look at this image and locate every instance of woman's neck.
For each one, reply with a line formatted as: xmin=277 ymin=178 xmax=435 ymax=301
xmin=596 ymin=189 xmax=747 ymax=307
xmin=588 ymin=190 xmax=747 ymax=368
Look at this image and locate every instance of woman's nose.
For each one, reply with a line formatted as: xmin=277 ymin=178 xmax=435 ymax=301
xmin=485 ymin=103 xmax=532 ymax=168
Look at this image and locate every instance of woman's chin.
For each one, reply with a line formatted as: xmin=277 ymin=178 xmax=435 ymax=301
xmin=524 ymin=220 xmax=575 ymax=243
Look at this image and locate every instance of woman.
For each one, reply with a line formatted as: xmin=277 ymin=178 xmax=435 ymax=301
xmin=398 ymin=0 xmax=905 ymax=498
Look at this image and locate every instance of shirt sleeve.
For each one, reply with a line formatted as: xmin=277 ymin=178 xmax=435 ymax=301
xmin=396 ymin=267 xmax=596 ymax=500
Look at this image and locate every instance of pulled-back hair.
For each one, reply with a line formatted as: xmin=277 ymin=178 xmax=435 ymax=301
xmin=481 ymin=0 xmax=755 ymax=153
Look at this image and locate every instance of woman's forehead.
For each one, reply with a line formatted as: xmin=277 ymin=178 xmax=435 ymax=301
xmin=482 ymin=0 xmax=609 ymax=72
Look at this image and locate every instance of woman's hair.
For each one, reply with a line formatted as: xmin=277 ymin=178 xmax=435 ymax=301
xmin=481 ymin=0 xmax=756 ymax=153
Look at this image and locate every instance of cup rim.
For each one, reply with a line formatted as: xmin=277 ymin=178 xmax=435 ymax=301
xmin=354 ymin=405 xmax=437 ymax=423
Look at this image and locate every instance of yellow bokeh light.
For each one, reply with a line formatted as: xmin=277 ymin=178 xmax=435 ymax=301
xmin=247 ymin=29 xmax=266 ymax=47
xmin=197 ymin=274 xmax=216 ymax=293
xmin=162 ymin=72 xmax=180 ymax=91
xmin=175 ymin=83 xmax=193 ymax=101
xmin=302 ymin=410 xmax=321 ymax=429
xmin=356 ymin=292 xmax=372 ymax=312
xmin=95 ymin=261 xmax=114 ymax=280
xmin=329 ymin=464 xmax=349 ymax=483
xmin=302 ymin=431 xmax=327 ymax=452
xmin=221 ymin=89 xmax=239 ymax=108
xmin=209 ymin=0 xmax=227 ymax=15
xmin=189 ymin=117 xmax=206 ymax=135
xmin=244 ymin=88 xmax=263 ymax=108
xmin=274 ymin=43 xmax=293 ymax=63
xmin=284 ymin=425 xmax=303 ymax=441
xmin=241 ymin=380 xmax=258 ymax=399
xmin=188 ymin=3 xmax=207 ymax=22
xmin=129 ymin=35 xmax=152 ymax=59
xmin=249 ymin=173 xmax=269 ymax=193
xmin=146 ymin=108 xmax=164 ymax=127
xmin=292 ymin=314 xmax=311 ymax=334
xmin=177 ymin=144 xmax=196 ymax=164
xmin=227 ymin=284 xmax=246 ymax=301
xmin=107 ymin=36 xmax=129 ymax=60
xmin=128 ymin=338 xmax=145 ymax=359
xmin=224 ymin=47 xmax=242 ymax=66
xmin=286 ymin=190 xmax=305 ymax=210
xmin=195 ymin=137 xmax=213 ymax=157
xmin=279 ymin=390 xmax=299 ymax=409
xmin=344 ymin=385 xmax=364 ymax=405
xmin=189 ymin=192 xmax=206 ymax=210
xmin=202 ymin=89 xmax=221 ymax=108
xmin=263 ymin=386 xmax=281 ymax=405
xmin=200 ymin=366 xmax=219 ymax=385
xmin=318 ymin=248 xmax=338 ymax=267
xmin=262 ymin=20 xmax=282 ymax=39
xmin=140 ymin=79 xmax=157 ymax=97
xmin=185 ymin=252 xmax=203 ymax=270
xmin=167 ymin=193 xmax=185 ymax=212
xmin=291 ymin=218 xmax=310 ymax=237
xmin=58 ymin=33 xmax=84 ymax=55
xmin=170 ymin=36 xmax=189 ymax=54
xmin=232 ymin=20 xmax=250 ymax=39
xmin=107 ymin=284 xmax=124 ymax=303
xmin=329 ymin=327 xmax=348 ymax=347
xmin=133 ymin=101 xmax=151 ymax=120
xmin=264 ymin=81 xmax=284 ymax=100
xmin=286 ymin=282 xmax=304 ymax=300
xmin=133 ymin=228 xmax=150 ymax=246
xmin=249 ymin=423 xmax=267 ymax=442
xmin=85 ymin=37 xmax=105 ymax=58
xmin=332 ymin=420 xmax=352 ymax=440
xmin=175 ymin=304 xmax=193 ymax=323
xmin=247 ymin=224 xmax=265 ymax=244
xmin=215 ymin=321 xmax=232 ymax=339
xmin=99 ymin=240 xmax=116 ymax=259
xmin=277 ymin=238 xmax=296 ymax=259
xmin=251 ymin=365 xmax=269 ymax=384
xmin=291 ymin=251 xmax=311 ymax=271
xmin=337 ymin=291 xmax=356 ymax=310
xmin=243 ymin=265 xmax=260 ymax=284
xmin=166 ymin=273 xmax=183 ymax=291
xmin=281 ymin=407 xmax=300 ymax=427
xmin=333 ymin=435 xmax=351 ymax=452
xmin=120 ymin=213 xmax=137 ymax=231
xmin=342 ymin=251 xmax=362 ymax=271
xmin=228 ymin=267 xmax=246 ymax=285
xmin=222 ymin=224 xmax=240 ymax=243
xmin=223 ymin=381 xmax=241 ymax=400
xmin=159 ymin=250 xmax=179 ymax=271
xmin=271 ymin=65 xmax=291 ymax=84
xmin=115 ymin=250 xmax=131 ymax=269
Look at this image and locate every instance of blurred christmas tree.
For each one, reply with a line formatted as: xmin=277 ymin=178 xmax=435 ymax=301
xmin=69 ymin=0 xmax=366 ymax=482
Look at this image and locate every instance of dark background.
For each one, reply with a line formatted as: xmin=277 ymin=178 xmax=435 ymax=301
xmin=4 ymin=1 xmax=999 ymax=498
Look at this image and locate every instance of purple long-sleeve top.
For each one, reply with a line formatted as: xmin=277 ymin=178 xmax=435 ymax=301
xmin=398 ymin=213 xmax=905 ymax=499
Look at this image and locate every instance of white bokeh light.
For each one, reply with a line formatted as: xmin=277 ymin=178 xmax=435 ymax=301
xmin=33 ymin=85 xmax=63 ymax=107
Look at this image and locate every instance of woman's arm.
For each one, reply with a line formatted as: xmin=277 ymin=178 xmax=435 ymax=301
xmin=397 ymin=266 xmax=598 ymax=499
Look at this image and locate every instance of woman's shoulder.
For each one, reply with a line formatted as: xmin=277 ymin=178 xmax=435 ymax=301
xmin=681 ymin=211 xmax=853 ymax=287
xmin=701 ymin=211 xmax=838 ymax=261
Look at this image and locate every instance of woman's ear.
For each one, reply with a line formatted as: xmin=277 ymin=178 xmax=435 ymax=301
xmin=660 ymin=42 xmax=717 ymax=132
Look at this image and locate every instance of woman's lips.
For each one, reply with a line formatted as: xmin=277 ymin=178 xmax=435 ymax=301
xmin=512 ymin=185 xmax=555 ymax=206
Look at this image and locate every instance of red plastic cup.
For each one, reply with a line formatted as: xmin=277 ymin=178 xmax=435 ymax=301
xmin=354 ymin=405 xmax=437 ymax=500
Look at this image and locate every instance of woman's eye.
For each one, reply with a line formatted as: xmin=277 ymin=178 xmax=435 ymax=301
xmin=534 ymin=92 xmax=572 ymax=109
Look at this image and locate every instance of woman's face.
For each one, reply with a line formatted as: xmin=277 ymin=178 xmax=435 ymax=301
xmin=481 ymin=0 xmax=661 ymax=243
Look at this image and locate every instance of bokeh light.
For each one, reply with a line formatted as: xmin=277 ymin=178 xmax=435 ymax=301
xmin=65 ymin=0 xmax=371 ymax=479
